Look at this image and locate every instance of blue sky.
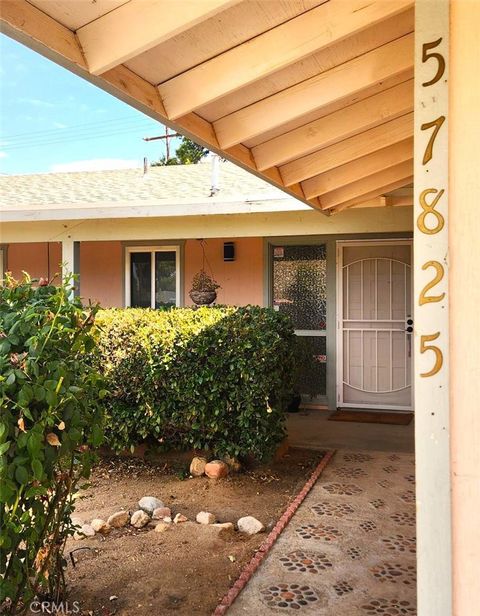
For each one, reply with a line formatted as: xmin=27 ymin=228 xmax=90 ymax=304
xmin=0 ymin=34 xmax=180 ymax=175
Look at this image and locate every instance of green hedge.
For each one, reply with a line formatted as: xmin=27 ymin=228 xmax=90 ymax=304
xmin=96 ymin=306 xmax=296 ymax=459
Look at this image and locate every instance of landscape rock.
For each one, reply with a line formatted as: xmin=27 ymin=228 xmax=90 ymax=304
xmin=174 ymin=513 xmax=188 ymax=524
xmin=107 ymin=510 xmax=130 ymax=528
xmin=190 ymin=456 xmax=208 ymax=477
xmin=138 ymin=496 xmax=164 ymax=515
xmin=214 ymin=522 xmax=235 ymax=533
xmin=90 ymin=518 xmax=109 ymax=533
xmin=152 ymin=507 xmax=172 ymax=520
xmin=237 ymin=516 xmax=265 ymax=535
xmin=196 ymin=511 xmax=216 ymax=525
xmin=204 ymin=460 xmax=229 ymax=479
xmin=163 ymin=516 xmax=172 ymax=524
xmin=70 ymin=516 xmax=83 ymax=529
xmin=74 ymin=524 xmax=95 ymax=540
xmin=213 ymin=522 xmax=235 ymax=530
xmin=223 ymin=455 xmax=242 ymax=473
xmin=130 ymin=509 xmax=151 ymax=528
xmin=154 ymin=522 xmax=171 ymax=533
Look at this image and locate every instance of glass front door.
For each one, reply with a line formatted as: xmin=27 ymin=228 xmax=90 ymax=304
xmin=271 ymin=244 xmax=327 ymax=403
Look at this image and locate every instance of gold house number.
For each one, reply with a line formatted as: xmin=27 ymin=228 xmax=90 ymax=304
xmin=420 ymin=333 xmax=443 ymax=377
xmin=417 ymin=188 xmax=445 ymax=234
xmin=419 ymin=261 xmax=445 ymax=305
xmin=418 ymin=39 xmax=446 ymax=378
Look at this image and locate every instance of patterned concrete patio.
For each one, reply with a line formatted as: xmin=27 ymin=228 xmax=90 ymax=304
xmin=227 ymin=450 xmax=416 ymax=615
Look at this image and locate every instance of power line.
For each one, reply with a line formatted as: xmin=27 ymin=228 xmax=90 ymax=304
xmin=1 ymin=120 xmax=157 ymax=148
xmin=1 ymin=122 xmax=161 ymax=151
xmin=1 ymin=114 xmax=161 ymax=141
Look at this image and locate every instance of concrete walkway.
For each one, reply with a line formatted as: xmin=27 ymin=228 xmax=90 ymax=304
xmin=287 ymin=411 xmax=414 ymax=453
xmin=228 ymin=450 xmax=416 ymax=615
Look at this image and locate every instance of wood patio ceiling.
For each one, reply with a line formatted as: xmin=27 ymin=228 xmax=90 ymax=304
xmin=1 ymin=0 xmax=415 ymax=215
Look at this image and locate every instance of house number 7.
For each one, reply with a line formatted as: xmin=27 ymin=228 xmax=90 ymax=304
xmin=421 ymin=116 xmax=445 ymax=165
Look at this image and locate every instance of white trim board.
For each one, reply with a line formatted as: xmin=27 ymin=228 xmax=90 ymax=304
xmin=0 ymin=197 xmax=307 ymax=223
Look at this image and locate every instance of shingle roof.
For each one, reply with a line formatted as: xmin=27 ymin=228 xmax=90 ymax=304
xmin=0 ymin=161 xmax=286 ymax=207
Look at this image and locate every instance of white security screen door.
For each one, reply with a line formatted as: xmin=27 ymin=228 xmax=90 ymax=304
xmin=337 ymin=241 xmax=413 ymax=411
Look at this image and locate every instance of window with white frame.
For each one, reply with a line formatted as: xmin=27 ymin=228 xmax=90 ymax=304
xmin=125 ymin=246 xmax=180 ymax=308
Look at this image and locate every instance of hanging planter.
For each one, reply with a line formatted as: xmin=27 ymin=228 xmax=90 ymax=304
xmin=189 ymin=241 xmax=221 ymax=306
xmin=189 ymin=270 xmax=220 ymax=306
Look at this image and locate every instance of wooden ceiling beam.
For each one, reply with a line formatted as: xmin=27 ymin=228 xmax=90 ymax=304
xmin=76 ymin=0 xmax=241 ymax=75
xmin=320 ymin=162 xmax=414 ymax=210
xmin=280 ymin=113 xmax=413 ymax=186
xmin=214 ymin=32 xmax=414 ymax=149
xmin=331 ymin=181 xmax=414 ymax=213
xmin=0 ymin=0 xmax=87 ymax=69
xmin=347 ymin=195 xmax=413 ymax=209
xmin=253 ymin=79 xmax=413 ymax=171
xmin=302 ymin=138 xmax=413 ymax=199
xmin=159 ymin=0 xmax=413 ymax=120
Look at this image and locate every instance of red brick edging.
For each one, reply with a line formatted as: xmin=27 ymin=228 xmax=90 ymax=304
xmin=211 ymin=449 xmax=337 ymax=615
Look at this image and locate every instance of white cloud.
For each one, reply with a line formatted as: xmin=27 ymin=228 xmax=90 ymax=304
xmin=52 ymin=122 xmax=67 ymax=129
xmin=49 ymin=159 xmax=142 ymax=173
xmin=0 ymin=152 xmax=8 ymax=159
xmin=18 ymin=97 xmax=55 ymax=108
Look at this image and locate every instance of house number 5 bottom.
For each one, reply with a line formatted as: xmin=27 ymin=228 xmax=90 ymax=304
xmin=420 ymin=332 xmax=443 ymax=377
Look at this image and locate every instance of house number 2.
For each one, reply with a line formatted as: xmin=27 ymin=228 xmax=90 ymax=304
xmin=417 ymin=39 xmax=447 ymax=378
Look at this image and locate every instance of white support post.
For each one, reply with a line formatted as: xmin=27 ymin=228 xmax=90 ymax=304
xmin=61 ymin=239 xmax=75 ymax=298
xmin=414 ymin=2 xmax=451 ymax=615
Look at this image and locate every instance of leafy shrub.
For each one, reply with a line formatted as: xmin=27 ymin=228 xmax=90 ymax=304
xmin=96 ymin=306 xmax=296 ymax=459
xmin=0 ymin=274 xmax=104 ymax=613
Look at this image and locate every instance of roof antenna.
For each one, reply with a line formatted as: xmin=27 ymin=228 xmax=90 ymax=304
xmin=143 ymin=156 xmax=149 ymax=176
xmin=210 ymin=154 xmax=220 ymax=197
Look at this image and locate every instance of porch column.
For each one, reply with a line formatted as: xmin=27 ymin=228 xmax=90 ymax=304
xmin=449 ymin=1 xmax=480 ymax=614
xmin=414 ymin=2 xmax=452 ymax=615
xmin=61 ymin=239 xmax=80 ymax=297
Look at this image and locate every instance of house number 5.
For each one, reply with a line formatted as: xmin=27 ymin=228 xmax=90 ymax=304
xmin=420 ymin=333 xmax=443 ymax=377
xmin=422 ymin=38 xmax=445 ymax=86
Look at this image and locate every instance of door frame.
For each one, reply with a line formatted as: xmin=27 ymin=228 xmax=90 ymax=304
xmin=336 ymin=238 xmax=413 ymax=411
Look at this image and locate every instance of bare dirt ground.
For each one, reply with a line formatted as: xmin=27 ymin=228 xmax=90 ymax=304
xmin=63 ymin=448 xmax=324 ymax=616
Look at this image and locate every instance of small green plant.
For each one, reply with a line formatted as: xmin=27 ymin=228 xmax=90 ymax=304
xmin=0 ymin=274 xmax=104 ymax=613
xmin=190 ymin=270 xmax=220 ymax=292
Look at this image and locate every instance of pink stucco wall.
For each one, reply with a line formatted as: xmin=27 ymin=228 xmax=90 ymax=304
xmin=6 ymin=242 xmax=62 ymax=282
xmin=79 ymin=241 xmax=123 ymax=308
xmin=5 ymin=237 xmax=265 ymax=308
xmin=184 ymin=237 xmax=264 ymax=307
